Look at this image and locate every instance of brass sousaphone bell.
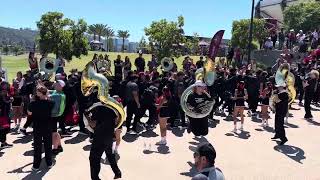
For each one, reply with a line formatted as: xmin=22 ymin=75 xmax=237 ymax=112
xmin=161 ymin=57 xmax=174 ymax=72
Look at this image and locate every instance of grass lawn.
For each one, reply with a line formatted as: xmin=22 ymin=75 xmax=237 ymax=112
xmin=2 ymin=51 xmax=204 ymax=81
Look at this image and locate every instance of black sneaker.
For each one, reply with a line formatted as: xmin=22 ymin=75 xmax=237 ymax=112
xmin=79 ymin=129 xmax=89 ymax=135
xmin=58 ymin=145 xmax=63 ymax=153
xmin=20 ymin=129 xmax=28 ymax=136
xmin=52 ymin=149 xmax=60 ymax=155
xmin=114 ymin=172 xmax=122 ymax=179
xmin=279 ymin=139 xmax=288 ymax=145
xmin=271 ymin=136 xmax=279 ymax=140
xmin=1 ymin=142 xmax=13 ymax=148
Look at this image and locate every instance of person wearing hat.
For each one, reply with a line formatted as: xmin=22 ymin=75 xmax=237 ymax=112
xmin=271 ymin=83 xmax=288 ymax=145
xmin=49 ymin=80 xmax=66 ymax=154
xmin=186 ymin=80 xmax=212 ymax=137
xmin=192 ymin=143 xmax=225 ymax=180
xmin=264 ymin=37 xmax=273 ymax=50
xmin=135 ymin=50 xmax=145 ymax=73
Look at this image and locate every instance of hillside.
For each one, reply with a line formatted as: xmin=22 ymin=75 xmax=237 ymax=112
xmin=0 ymin=26 xmax=38 ymax=48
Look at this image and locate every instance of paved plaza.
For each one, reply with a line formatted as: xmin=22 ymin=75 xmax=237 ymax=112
xmin=1 ymin=103 xmax=320 ymax=180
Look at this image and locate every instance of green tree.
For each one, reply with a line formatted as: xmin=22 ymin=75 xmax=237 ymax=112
xmin=105 ymin=27 xmax=115 ymax=52
xmin=37 ymin=12 xmax=89 ymax=60
xmin=284 ymin=1 xmax=320 ymax=32
xmin=117 ymin=30 xmax=130 ymax=52
xmin=3 ymin=45 xmax=10 ymax=55
xmin=88 ymin=25 xmax=97 ymax=40
xmin=231 ymin=18 xmax=268 ymax=50
xmin=138 ymin=37 xmax=147 ymax=49
xmin=185 ymin=32 xmax=200 ymax=55
xmin=12 ymin=45 xmax=22 ymax=56
xmin=144 ymin=15 xmax=186 ymax=59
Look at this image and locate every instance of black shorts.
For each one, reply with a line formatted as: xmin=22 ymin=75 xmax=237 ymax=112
xmin=51 ymin=116 xmax=60 ymax=132
xmin=261 ymin=98 xmax=270 ymax=106
xmin=159 ymin=106 xmax=170 ymax=118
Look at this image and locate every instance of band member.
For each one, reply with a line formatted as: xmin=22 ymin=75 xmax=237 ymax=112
xmin=260 ymin=82 xmax=273 ymax=127
xmin=49 ymin=80 xmax=66 ymax=155
xmin=232 ymin=81 xmax=248 ymax=132
xmin=125 ymin=75 xmax=140 ymax=134
xmin=87 ymin=103 xmax=122 ymax=180
xmin=27 ymin=85 xmax=54 ymax=171
xmin=271 ymin=84 xmax=288 ymax=145
xmin=187 ymin=81 xmax=211 ymax=137
xmin=0 ymin=81 xmax=13 ymax=148
xmin=28 ymin=52 xmax=38 ymax=74
xmin=156 ymin=87 xmax=172 ymax=145
xmin=135 ymin=50 xmax=146 ymax=73
xmin=114 ymin=55 xmax=124 ymax=82
xmin=303 ymin=70 xmax=319 ymax=119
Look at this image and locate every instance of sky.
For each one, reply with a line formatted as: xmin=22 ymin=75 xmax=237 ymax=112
xmin=0 ymin=0 xmax=254 ymax=42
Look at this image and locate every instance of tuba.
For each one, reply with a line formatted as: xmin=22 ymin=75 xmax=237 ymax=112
xmin=39 ymin=57 xmax=60 ymax=79
xmin=161 ymin=57 xmax=173 ymax=72
xmin=81 ymin=61 xmax=125 ymax=131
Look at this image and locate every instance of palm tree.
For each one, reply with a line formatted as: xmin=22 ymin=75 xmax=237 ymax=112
xmin=94 ymin=24 xmax=107 ymax=42
xmin=88 ymin=25 xmax=97 ymax=41
xmin=105 ymin=27 xmax=115 ymax=52
xmin=117 ymin=30 xmax=130 ymax=52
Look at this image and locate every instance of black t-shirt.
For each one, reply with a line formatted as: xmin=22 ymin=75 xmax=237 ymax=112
xmin=187 ymin=93 xmax=211 ymax=114
xmin=28 ymin=99 xmax=54 ymax=131
xmin=135 ymin=57 xmax=145 ymax=72
xmin=90 ymin=105 xmax=116 ymax=139
xmin=114 ymin=59 xmax=123 ymax=77
xmin=196 ymin=60 xmax=204 ymax=69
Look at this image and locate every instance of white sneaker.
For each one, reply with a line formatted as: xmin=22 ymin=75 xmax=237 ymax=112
xmin=232 ymin=128 xmax=237 ymax=133
xmin=239 ymin=126 xmax=244 ymax=131
xmin=156 ymin=139 xmax=167 ymax=145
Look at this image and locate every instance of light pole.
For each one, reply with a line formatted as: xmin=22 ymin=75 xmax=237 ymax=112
xmin=247 ymin=0 xmax=255 ymax=63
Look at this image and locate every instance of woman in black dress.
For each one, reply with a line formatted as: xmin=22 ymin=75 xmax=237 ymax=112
xmin=156 ymin=87 xmax=172 ymax=145
xmin=260 ymin=82 xmax=273 ymax=127
xmin=232 ymin=81 xmax=248 ymax=132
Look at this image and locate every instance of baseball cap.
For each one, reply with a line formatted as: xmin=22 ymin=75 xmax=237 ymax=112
xmin=55 ymin=80 xmax=65 ymax=88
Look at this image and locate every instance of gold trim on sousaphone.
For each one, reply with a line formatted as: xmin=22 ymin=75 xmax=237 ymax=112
xmin=81 ymin=61 xmax=125 ymax=131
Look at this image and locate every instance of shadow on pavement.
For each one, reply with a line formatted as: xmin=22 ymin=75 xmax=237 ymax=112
xmin=83 ymin=144 xmax=91 ymax=151
xmin=234 ymin=130 xmax=251 ymax=139
xmin=13 ymin=135 xmax=33 ymax=144
xmin=64 ymin=133 xmax=88 ymax=144
xmin=143 ymin=145 xmax=170 ymax=155
xmin=171 ymin=127 xmax=186 ymax=137
xmin=122 ymin=134 xmax=139 ymax=143
xmin=274 ymin=144 xmax=306 ymax=164
xmin=285 ymin=123 xmax=299 ymax=128
xmin=306 ymin=119 xmax=320 ymax=126
xmin=180 ymin=161 xmax=198 ymax=177
xmin=139 ymin=129 xmax=159 ymax=138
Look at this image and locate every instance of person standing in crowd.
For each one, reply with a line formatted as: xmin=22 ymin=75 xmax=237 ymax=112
xmin=125 ymin=75 xmax=140 ymax=134
xmin=264 ymin=37 xmax=273 ymax=50
xmin=288 ymin=29 xmax=296 ymax=49
xmin=303 ymin=70 xmax=319 ymax=119
xmin=139 ymin=81 xmax=158 ymax=129
xmin=173 ymin=71 xmax=187 ymax=127
xmin=260 ymin=82 xmax=272 ymax=127
xmin=104 ymin=54 xmax=111 ymax=73
xmin=114 ymin=55 xmax=124 ymax=82
xmin=232 ymin=81 xmax=248 ymax=132
xmin=123 ymin=56 xmax=132 ymax=80
xmin=156 ymin=86 xmax=172 ymax=145
xmin=135 ymin=51 xmax=145 ymax=73
xmin=0 ymin=81 xmax=13 ymax=148
xmin=87 ymin=102 xmax=122 ymax=180
xmin=226 ymin=48 xmax=234 ymax=67
xmin=11 ymin=71 xmax=24 ymax=130
xmin=187 ymin=81 xmax=211 ymax=137
xmin=234 ymin=48 xmax=241 ymax=68
xmin=196 ymin=56 xmax=204 ymax=69
xmin=147 ymin=54 xmax=158 ymax=72
xmin=192 ymin=143 xmax=225 ymax=180
xmin=28 ymin=52 xmax=38 ymax=75
xmin=272 ymin=84 xmax=289 ymax=145
xmin=245 ymin=70 xmax=260 ymax=117
xmin=27 ymin=85 xmax=54 ymax=171
xmin=311 ymin=29 xmax=319 ymax=49
xmin=49 ymin=80 xmax=65 ymax=155
xmin=171 ymin=58 xmax=178 ymax=72
xmin=183 ymin=56 xmax=192 ymax=73
xmin=271 ymin=30 xmax=278 ymax=48
xmin=278 ymin=29 xmax=285 ymax=50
